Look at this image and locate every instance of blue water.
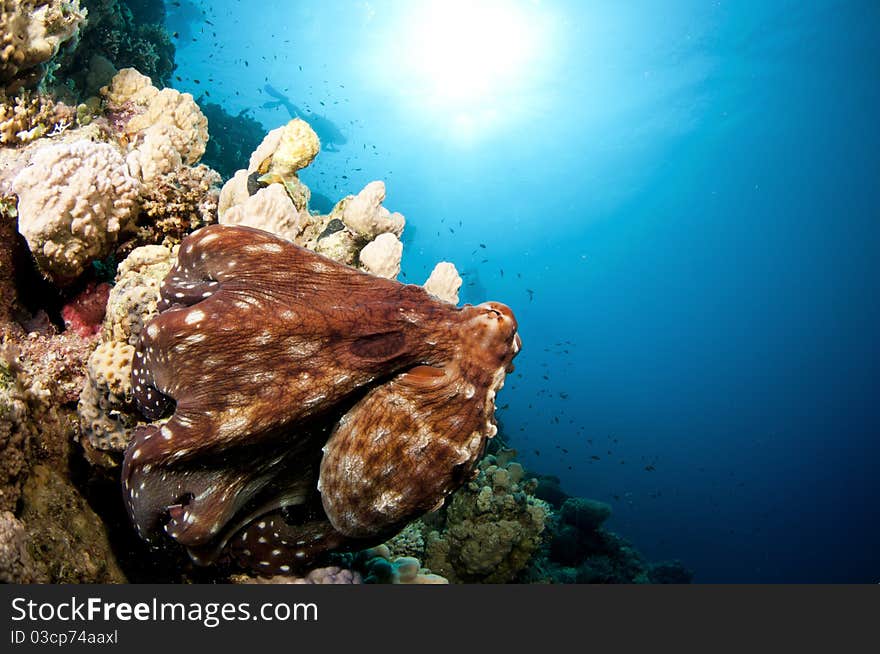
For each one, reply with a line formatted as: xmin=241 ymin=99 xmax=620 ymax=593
xmin=167 ymin=0 xmax=880 ymax=582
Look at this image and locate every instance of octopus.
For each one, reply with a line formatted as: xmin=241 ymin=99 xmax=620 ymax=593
xmin=122 ymin=224 xmax=521 ymax=574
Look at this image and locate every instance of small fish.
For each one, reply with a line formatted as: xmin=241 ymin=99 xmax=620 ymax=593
xmin=526 ymin=289 xmax=534 ymax=302
xmin=645 ymin=465 xmax=656 ymax=472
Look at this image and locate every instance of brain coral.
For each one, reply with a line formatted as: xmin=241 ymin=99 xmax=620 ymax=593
xmin=12 ymin=139 xmax=140 ymax=284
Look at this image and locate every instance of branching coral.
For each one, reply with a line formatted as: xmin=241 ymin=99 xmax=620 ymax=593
xmin=0 ymin=90 xmax=75 ymax=145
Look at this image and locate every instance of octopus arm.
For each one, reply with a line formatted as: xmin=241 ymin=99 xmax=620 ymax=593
xmin=318 ymin=364 xmax=492 ymax=538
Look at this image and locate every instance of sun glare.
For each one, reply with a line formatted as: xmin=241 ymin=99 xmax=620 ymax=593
xmin=405 ymin=0 xmax=538 ymax=106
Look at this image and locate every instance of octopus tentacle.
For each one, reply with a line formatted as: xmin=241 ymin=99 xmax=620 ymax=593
xmin=122 ymin=225 xmax=521 ymax=574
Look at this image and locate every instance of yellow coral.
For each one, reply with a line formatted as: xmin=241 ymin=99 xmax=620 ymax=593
xmin=263 ymin=118 xmax=320 ymax=177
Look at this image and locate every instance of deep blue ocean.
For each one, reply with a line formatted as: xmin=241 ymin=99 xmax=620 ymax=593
xmin=167 ymin=0 xmax=879 ymax=582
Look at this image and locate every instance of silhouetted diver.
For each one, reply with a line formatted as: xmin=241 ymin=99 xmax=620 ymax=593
xmin=262 ymin=84 xmax=348 ymax=152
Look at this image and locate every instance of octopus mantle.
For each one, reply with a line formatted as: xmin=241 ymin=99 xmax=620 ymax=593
xmin=122 ymin=224 xmax=520 ymax=574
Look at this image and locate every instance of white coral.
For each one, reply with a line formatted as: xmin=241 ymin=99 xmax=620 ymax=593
xmin=12 ymin=139 xmax=140 ymax=284
xmin=219 ymin=184 xmax=311 ymax=244
xmin=359 ymin=232 xmax=403 ymax=279
xmin=424 ymin=262 xmax=462 ymax=305
xmin=337 ymin=181 xmax=405 ymax=239
xmin=102 ymin=68 xmax=209 ymax=168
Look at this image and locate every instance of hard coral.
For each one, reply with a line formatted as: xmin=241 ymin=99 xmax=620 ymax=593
xmin=0 ymin=0 xmax=87 ymax=93
xmin=0 ymin=90 xmax=75 ymax=145
xmin=122 ymin=224 xmax=521 ymax=575
xmin=0 ymin=510 xmax=46 ymax=583
xmin=102 ymin=67 xmax=208 ymax=166
xmin=122 ymin=163 xmax=220 ymax=255
xmin=12 ymin=138 xmax=140 ymax=285
xmin=418 ymin=455 xmax=549 ymax=583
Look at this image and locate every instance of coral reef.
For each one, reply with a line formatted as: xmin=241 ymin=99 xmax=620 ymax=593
xmin=20 ymin=464 xmax=126 ymax=582
xmin=218 ymin=120 xmax=411 ymax=280
xmin=120 ymin=163 xmax=220 ymax=255
xmin=12 ymin=139 xmax=140 ymax=284
xmin=122 ymin=224 xmax=521 ymax=575
xmin=358 ymin=231 xmax=403 ymax=279
xmin=102 ymin=67 xmax=208 ymax=168
xmin=399 ymin=453 xmax=550 ymax=583
xmin=0 ymin=510 xmax=45 ymax=582
xmin=232 ymin=566 xmax=362 ymax=585
xmin=53 ymin=0 xmax=174 ymax=94
xmin=0 ymin=0 xmax=87 ymax=94
xmin=355 ymin=546 xmax=448 ymax=584
xmin=522 ymin=494 xmax=693 ymax=584
xmin=77 ymin=340 xmax=136 ymax=453
xmin=101 ymin=243 xmax=175 ymax=346
xmin=1 ymin=90 xmax=75 ymax=145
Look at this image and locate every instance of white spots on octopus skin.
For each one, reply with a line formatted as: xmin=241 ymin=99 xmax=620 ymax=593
xmin=258 ymin=536 xmax=267 ymax=544
xmin=258 ymin=521 xmax=266 ymax=529
xmin=464 ymin=383 xmax=476 ymax=400
xmin=271 ymin=549 xmax=282 ymax=557
xmin=131 ymin=448 xmax=142 ymax=460
xmin=183 ymin=333 xmax=207 ymax=346
xmin=147 ymin=323 xmax=159 ymax=339
xmin=280 ymin=565 xmax=291 ymax=572
xmin=254 ymin=330 xmax=273 ymax=346
xmin=199 ymin=232 xmax=220 ymax=246
xmin=295 ymin=551 xmax=306 ymax=559
xmin=184 ymin=309 xmax=206 ymax=325
xmin=304 ymin=393 xmax=327 ymax=407
xmin=234 ymin=300 xmax=250 ymax=311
